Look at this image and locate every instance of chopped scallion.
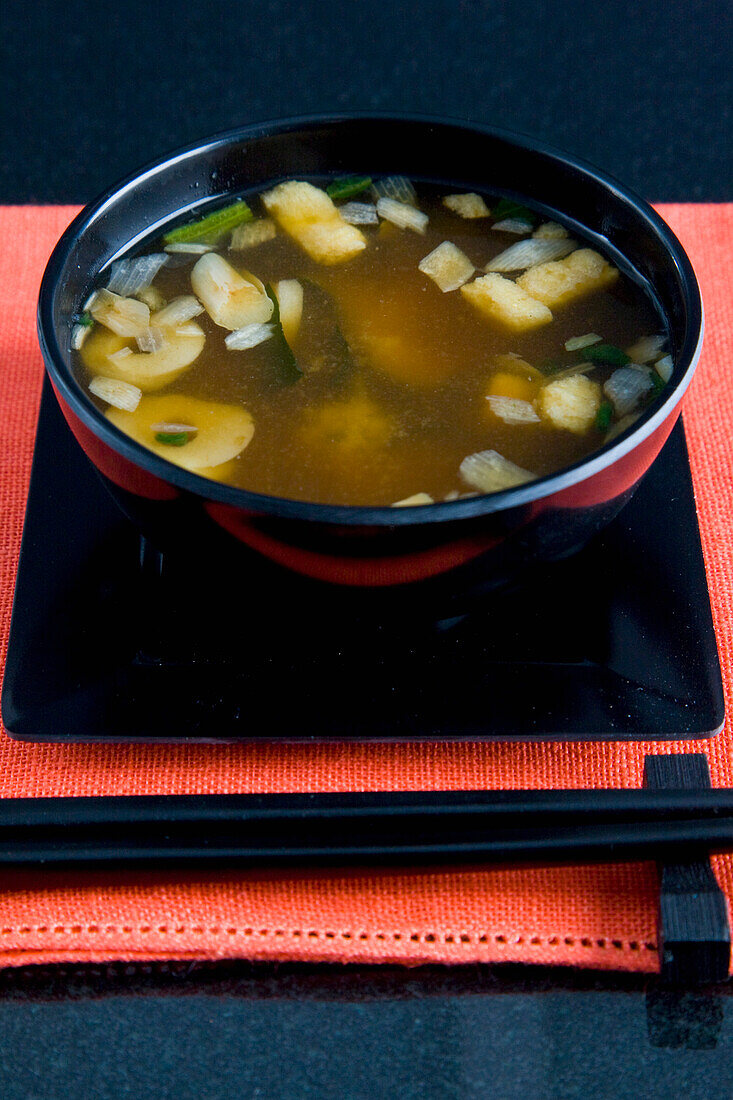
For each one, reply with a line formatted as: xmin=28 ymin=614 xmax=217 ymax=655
xmin=326 ymin=175 xmax=372 ymax=200
xmin=583 ymin=343 xmax=631 ymax=366
xmin=650 ymin=372 xmax=666 ymax=396
xmin=78 ymin=311 xmax=94 ymax=327
xmin=376 ymin=197 xmax=428 ymax=233
xmin=164 ymin=242 xmax=214 ymax=254
xmin=372 ymin=176 xmax=417 ymax=205
xmin=492 ymin=198 xmax=538 ymax=226
xmin=491 ymin=218 xmax=533 ymax=234
xmin=224 ymin=323 xmax=274 ymax=351
xmin=339 ymin=202 xmax=379 ymax=225
xmin=163 ymin=200 xmax=254 ymax=245
xmin=564 ymin=333 xmax=601 ymax=352
xmin=596 ymin=401 xmax=613 ymax=431
xmin=155 ymin=431 xmax=190 ymax=446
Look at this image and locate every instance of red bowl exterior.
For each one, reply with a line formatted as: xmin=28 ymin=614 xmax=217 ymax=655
xmin=38 ymin=116 xmax=703 ymax=604
xmin=51 ymin=375 xmax=683 ymax=597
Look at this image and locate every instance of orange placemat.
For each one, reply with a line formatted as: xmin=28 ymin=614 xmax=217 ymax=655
xmin=0 ymin=204 xmax=730 ymax=972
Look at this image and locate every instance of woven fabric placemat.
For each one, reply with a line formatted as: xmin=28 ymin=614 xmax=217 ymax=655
xmin=0 ymin=204 xmax=729 ymax=970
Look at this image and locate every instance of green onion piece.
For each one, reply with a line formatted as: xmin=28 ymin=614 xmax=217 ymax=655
xmin=326 ymin=176 xmax=372 ymax=201
xmin=78 ymin=311 xmax=94 ymax=327
xmin=595 ymin=401 xmax=613 ymax=432
xmin=163 ymin=200 xmax=254 ymax=245
xmin=583 ymin=343 xmax=631 ymax=367
xmin=650 ymin=372 xmax=666 ymax=396
xmin=155 ymin=432 xmax=190 ymax=446
xmin=492 ymin=198 xmax=538 ymax=225
xmin=264 ymin=284 xmax=303 ymax=386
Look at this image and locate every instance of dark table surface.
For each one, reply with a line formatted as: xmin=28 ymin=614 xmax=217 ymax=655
xmin=2 ymin=0 xmax=733 ymax=1095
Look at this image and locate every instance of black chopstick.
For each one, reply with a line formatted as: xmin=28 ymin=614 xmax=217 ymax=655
xmin=2 ymin=789 xmax=733 ymax=868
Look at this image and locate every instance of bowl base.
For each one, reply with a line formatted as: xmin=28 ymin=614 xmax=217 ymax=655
xmin=1 ymin=380 xmax=724 ymax=744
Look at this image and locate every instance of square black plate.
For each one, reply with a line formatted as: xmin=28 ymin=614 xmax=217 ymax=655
xmin=1 ymin=380 xmax=724 ymax=743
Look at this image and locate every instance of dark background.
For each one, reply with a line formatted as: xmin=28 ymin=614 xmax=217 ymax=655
xmin=2 ymin=0 xmax=730 ymax=205
xmin=2 ymin=0 xmax=733 ymax=1096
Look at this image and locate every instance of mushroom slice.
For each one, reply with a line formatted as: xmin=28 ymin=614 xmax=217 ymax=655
xmin=392 ymin=492 xmax=434 ymax=507
xmin=80 ymin=323 xmax=205 ymax=391
xmin=152 ymin=295 xmax=204 ymax=328
xmin=106 ymin=394 xmax=254 ymax=473
xmin=190 ymin=253 xmax=274 ymax=330
xmin=88 ymin=289 xmax=150 ymax=336
xmin=275 ymin=279 xmax=304 ymax=343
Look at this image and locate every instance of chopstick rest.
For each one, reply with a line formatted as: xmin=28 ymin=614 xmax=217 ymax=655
xmin=644 ymin=753 xmax=731 ymax=984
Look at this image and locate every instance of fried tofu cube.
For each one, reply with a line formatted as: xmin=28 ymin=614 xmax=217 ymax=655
xmin=536 ymin=374 xmax=602 ymax=434
xmin=485 ymin=396 xmax=540 ymax=424
xmin=443 ymin=193 xmax=491 ymax=219
xmin=303 ymin=221 xmax=369 ymax=263
xmin=516 ymin=248 xmax=619 ymax=309
xmin=532 ymin=221 xmax=569 ymax=240
xmin=229 ymin=218 xmax=277 ymax=250
xmin=418 ymin=241 xmax=474 ymax=292
xmin=300 ymin=394 xmax=395 ymax=454
xmin=261 ymin=181 xmax=366 ymax=264
xmin=460 ymin=273 xmax=553 ymax=332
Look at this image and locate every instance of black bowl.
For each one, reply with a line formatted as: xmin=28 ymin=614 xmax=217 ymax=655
xmin=37 ymin=114 xmax=703 ymax=610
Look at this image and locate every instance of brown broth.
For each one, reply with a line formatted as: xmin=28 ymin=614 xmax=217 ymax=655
xmin=75 ymin=184 xmax=665 ymax=505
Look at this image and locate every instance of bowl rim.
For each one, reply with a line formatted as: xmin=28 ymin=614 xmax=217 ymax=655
xmin=38 ymin=111 xmax=704 ymax=527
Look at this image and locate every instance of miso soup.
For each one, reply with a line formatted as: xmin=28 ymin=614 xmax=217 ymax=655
xmin=72 ymin=177 xmax=671 ymax=506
